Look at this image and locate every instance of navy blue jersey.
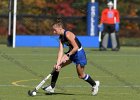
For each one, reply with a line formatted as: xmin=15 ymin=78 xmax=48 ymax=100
xmin=59 ymin=30 xmax=81 ymax=52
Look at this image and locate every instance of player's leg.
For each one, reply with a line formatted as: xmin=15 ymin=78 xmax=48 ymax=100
xmin=116 ymin=32 xmax=120 ymax=49
xmin=42 ymin=60 xmax=72 ymax=93
xmin=109 ymin=24 xmax=119 ymax=51
xmin=76 ymin=64 xmax=100 ymax=95
xmin=101 ymin=32 xmax=109 ymax=50
xmin=110 ymin=32 xmax=118 ymax=50
xmin=76 ymin=64 xmax=96 ymax=86
xmin=101 ymin=24 xmax=110 ymax=50
xmin=73 ymin=48 xmax=96 ymax=86
xmin=50 ymin=60 xmax=72 ymax=88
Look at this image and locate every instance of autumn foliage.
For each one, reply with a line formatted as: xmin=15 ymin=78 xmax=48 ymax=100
xmin=0 ymin=0 xmax=139 ymax=37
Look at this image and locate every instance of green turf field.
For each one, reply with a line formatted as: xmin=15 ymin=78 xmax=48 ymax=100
xmin=0 ymin=45 xmax=140 ymax=100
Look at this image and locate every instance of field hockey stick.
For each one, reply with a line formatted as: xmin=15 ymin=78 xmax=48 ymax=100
xmin=28 ymin=63 xmax=63 ymax=96
xmin=28 ymin=69 xmax=55 ymax=96
xmin=99 ymin=31 xmax=102 ymax=42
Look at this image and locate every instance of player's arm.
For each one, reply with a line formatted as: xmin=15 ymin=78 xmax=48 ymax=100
xmin=66 ymin=31 xmax=79 ymax=56
xmin=115 ymin=10 xmax=120 ymax=23
xmin=99 ymin=9 xmax=106 ymax=32
xmin=60 ymin=32 xmax=78 ymax=64
xmin=56 ymin=40 xmax=64 ymax=65
xmin=101 ymin=9 xmax=106 ymax=24
xmin=115 ymin=10 xmax=120 ymax=32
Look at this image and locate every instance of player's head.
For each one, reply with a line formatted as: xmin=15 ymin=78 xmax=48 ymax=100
xmin=52 ymin=18 xmax=64 ymax=35
xmin=107 ymin=1 xmax=114 ymax=9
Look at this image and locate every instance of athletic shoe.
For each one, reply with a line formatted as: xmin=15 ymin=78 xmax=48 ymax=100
xmin=92 ymin=81 xmax=100 ymax=96
xmin=42 ymin=85 xmax=55 ymax=93
xmin=112 ymin=48 xmax=119 ymax=51
xmin=99 ymin=47 xmax=107 ymax=51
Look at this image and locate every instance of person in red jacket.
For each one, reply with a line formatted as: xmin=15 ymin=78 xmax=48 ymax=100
xmin=99 ymin=1 xmax=120 ymax=51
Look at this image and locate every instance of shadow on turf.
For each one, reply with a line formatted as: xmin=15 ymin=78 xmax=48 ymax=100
xmin=28 ymin=92 xmax=75 ymax=97
xmin=45 ymin=92 xmax=75 ymax=95
xmin=30 ymin=91 xmax=92 ymax=97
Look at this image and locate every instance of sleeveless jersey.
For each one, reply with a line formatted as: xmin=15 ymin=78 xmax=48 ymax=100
xmin=59 ymin=30 xmax=81 ymax=53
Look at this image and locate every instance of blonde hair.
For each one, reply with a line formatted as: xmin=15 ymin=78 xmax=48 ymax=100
xmin=52 ymin=17 xmax=64 ymax=28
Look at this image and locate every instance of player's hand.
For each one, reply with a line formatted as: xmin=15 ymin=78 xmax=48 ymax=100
xmin=99 ymin=24 xmax=104 ymax=32
xmin=54 ymin=64 xmax=61 ymax=72
xmin=115 ymin=23 xmax=120 ymax=32
xmin=61 ymin=54 xmax=69 ymax=63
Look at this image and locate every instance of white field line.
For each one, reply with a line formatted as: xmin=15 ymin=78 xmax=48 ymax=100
xmin=11 ymin=76 xmax=112 ymax=87
xmin=9 ymin=77 xmax=140 ymax=88
xmin=1 ymin=84 xmax=140 ymax=88
xmin=0 ymin=84 xmax=135 ymax=95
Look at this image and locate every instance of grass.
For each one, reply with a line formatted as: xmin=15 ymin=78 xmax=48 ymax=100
xmin=0 ymin=45 xmax=140 ymax=100
xmin=120 ymin=38 xmax=140 ymax=46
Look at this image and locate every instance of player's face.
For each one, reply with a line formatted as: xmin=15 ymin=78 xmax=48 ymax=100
xmin=52 ymin=27 xmax=61 ymax=35
xmin=108 ymin=5 xmax=113 ymax=10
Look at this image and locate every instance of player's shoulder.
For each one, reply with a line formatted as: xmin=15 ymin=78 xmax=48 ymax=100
xmin=65 ymin=31 xmax=73 ymax=36
xmin=113 ymin=9 xmax=119 ymax=12
xmin=103 ymin=8 xmax=109 ymax=11
xmin=65 ymin=31 xmax=75 ymax=39
xmin=102 ymin=8 xmax=108 ymax=13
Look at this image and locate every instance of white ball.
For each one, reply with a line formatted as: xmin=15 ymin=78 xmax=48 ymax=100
xmin=32 ymin=91 xmax=37 ymax=96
